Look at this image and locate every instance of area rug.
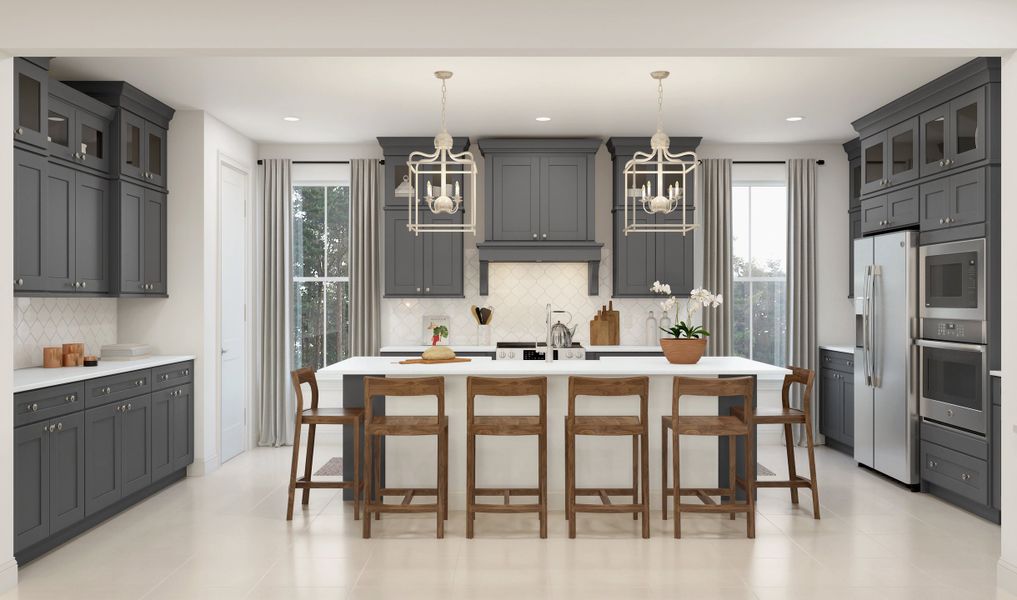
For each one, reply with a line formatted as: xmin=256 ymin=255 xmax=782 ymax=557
xmin=314 ymin=457 xmax=343 ymax=476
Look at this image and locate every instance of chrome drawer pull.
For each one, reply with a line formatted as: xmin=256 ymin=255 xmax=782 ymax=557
xmin=29 ymin=403 xmax=39 ymax=412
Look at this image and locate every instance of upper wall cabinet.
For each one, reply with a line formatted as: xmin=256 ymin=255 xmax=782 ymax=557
xmin=116 ymin=181 xmax=167 ymax=296
xmin=13 ymin=59 xmax=49 ymax=150
xmin=47 ymin=81 xmax=115 ymax=177
xmin=606 ymin=136 xmax=701 ymax=298
xmin=475 ymin=138 xmax=603 ymax=295
xmin=860 ymin=117 xmax=919 ymax=195
xmin=378 ymin=137 xmax=469 ymax=298
xmin=65 ymin=82 xmax=174 ymax=191
xmin=919 ymin=87 xmax=986 ymax=178
xmin=843 ymin=138 xmax=862 ymax=298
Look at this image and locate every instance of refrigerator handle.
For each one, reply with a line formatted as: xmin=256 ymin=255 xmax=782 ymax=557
xmin=862 ymin=265 xmax=872 ymax=386
xmin=870 ymin=265 xmax=881 ymax=388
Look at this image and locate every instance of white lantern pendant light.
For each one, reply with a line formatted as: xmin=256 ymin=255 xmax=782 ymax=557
xmin=623 ymin=70 xmax=698 ymax=235
xmin=406 ymin=71 xmax=478 ymax=235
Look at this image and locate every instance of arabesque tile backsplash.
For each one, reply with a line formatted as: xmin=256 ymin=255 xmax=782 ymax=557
xmin=382 ymin=248 xmax=682 ymax=347
xmin=13 ymin=298 xmax=118 ymax=369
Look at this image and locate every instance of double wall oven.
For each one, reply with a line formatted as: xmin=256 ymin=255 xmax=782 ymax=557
xmin=917 ymin=238 xmax=989 ymax=434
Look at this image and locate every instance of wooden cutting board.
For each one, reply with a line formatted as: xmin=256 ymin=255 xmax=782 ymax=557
xmin=605 ymin=301 xmax=620 ymax=345
xmin=589 ymin=319 xmax=611 ymax=346
xmin=398 ymin=357 xmax=473 ymax=365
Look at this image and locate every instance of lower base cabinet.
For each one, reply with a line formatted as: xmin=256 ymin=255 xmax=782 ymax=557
xmin=819 ymin=350 xmax=855 ymax=453
xmin=15 ymin=361 xmax=193 ymax=561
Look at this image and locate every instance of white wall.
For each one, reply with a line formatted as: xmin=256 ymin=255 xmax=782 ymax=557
xmin=997 ymin=51 xmax=1017 ymax=595
xmin=118 ymin=111 xmax=257 ymax=475
xmin=0 ymin=54 xmax=18 ymax=591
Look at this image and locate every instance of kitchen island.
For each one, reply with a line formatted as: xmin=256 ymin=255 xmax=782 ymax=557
xmin=317 ymin=356 xmax=788 ymax=510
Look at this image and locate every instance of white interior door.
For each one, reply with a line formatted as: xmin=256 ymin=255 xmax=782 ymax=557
xmin=220 ymin=159 xmax=248 ymax=463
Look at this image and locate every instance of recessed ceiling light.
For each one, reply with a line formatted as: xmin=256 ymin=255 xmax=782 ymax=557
xmin=282 ymin=116 xmax=301 ymax=122
xmin=535 ymin=116 xmax=551 ymax=122
xmin=785 ymin=116 xmax=804 ymax=122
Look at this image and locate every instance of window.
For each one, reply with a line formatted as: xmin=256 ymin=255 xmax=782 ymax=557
xmin=731 ymin=182 xmax=788 ymax=366
xmin=292 ymin=183 xmax=351 ymax=371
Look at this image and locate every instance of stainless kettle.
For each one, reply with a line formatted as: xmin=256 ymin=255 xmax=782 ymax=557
xmin=550 ymin=314 xmax=578 ymax=348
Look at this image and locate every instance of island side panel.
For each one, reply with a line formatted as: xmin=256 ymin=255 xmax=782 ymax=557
xmin=342 ymin=374 xmax=385 ymax=501
xmin=716 ymin=374 xmax=757 ymax=501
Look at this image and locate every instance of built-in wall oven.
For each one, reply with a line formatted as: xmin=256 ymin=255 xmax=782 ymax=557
xmin=917 ymin=238 xmax=988 ymax=435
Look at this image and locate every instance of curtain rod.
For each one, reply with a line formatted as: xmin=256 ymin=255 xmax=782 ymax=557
xmin=256 ymin=160 xmax=385 ymax=165
xmin=732 ymin=160 xmax=825 ymax=166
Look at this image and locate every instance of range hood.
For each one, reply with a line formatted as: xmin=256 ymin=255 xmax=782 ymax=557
xmin=475 ymin=138 xmax=603 ymax=295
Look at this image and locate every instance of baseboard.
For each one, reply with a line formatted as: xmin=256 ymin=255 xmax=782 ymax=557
xmin=998 ymin=558 xmax=1017 ymax=594
xmin=187 ymin=454 xmax=220 ymax=477
xmin=0 ymin=557 xmax=17 ymax=593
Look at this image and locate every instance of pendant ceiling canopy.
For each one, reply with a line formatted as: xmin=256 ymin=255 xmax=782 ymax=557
xmin=405 ymin=71 xmax=477 ymax=235
xmin=623 ymin=71 xmax=698 ymax=235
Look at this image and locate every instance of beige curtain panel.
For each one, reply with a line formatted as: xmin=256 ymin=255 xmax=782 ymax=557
xmin=786 ymin=158 xmax=818 ymax=443
xmin=257 ymin=159 xmax=294 ymax=447
xmin=350 ymin=159 xmax=383 ymax=357
xmin=700 ymin=158 xmax=733 ymax=356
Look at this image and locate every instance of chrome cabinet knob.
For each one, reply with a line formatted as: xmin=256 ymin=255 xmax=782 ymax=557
xmin=48 ymin=424 xmax=56 ymax=432
xmin=542 ymin=233 xmax=548 ymax=239
xmin=415 ymin=287 xmax=421 ymax=293
xmin=29 ymin=403 xmax=38 ymax=412
xmin=127 ymin=403 xmax=132 ymax=410
xmin=184 ymin=369 xmax=189 ymax=375
xmin=961 ymin=473 xmax=971 ymax=481
xmin=15 ymin=278 xmax=24 ymax=286
xmin=56 ymin=422 xmax=63 ymax=431
xmin=425 ymin=287 xmax=430 ymax=293
xmin=532 ymin=233 xmax=538 ymax=239
xmin=939 ymin=160 xmax=945 ymax=167
xmin=16 ymin=127 xmax=24 ymax=135
xmin=81 ymin=282 xmax=86 ymax=288
xmin=928 ymin=460 xmax=938 ymax=468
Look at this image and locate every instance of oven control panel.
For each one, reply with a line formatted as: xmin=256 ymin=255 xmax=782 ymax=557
xmin=921 ymin=318 xmax=986 ymax=344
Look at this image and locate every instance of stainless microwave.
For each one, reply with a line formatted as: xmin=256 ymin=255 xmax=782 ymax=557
xmin=920 ymin=238 xmax=986 ymax=343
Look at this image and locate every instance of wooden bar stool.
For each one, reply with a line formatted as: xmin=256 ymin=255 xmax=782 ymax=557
xmin=362 ymin=376 xmax=448 ymax=538
xmin=565 ymin=376 xmax=650 ymax=539
xmin=662 ymin=376 xmax=756 ymax=539
xmin=286 ymin=368 xmax=364 ymax=521
xmin=730 ymin=367 xmax=820 ymax=518
xmin=466 ymin=376 xmax=548 ymax=538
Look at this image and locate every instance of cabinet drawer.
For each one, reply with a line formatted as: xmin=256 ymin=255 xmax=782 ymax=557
xmin=820 ymin=351 xmax=854 ymax=374
xmin=921 ymin=440 xmax=989 ymax=505
xmin=14 ymin=383 xmax=84 ymax=427
xmin=85 ymin=369 xmax=152 ymax=408
xmin=920 ymin=419 xmax=988 ymax=460
xmin=152 ymin=361 xmax=194 ymax=392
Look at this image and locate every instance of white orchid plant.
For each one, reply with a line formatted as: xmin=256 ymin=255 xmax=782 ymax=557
xmin=651 ymin=281 xmax=723 ymax=340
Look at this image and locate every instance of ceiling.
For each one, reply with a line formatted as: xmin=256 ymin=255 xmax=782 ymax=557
xmin=49 ymin=56 xmax=971 ymax=146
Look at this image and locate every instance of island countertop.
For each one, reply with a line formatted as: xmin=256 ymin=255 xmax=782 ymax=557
xmin=378 ymin=345 xmax=666 ymax=354
xmin=318 ymin=356 xmax=788 ymax=380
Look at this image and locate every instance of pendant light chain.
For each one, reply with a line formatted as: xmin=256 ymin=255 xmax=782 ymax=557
xmin=440 ymin=78 xmax=448 ymax=133
xmin=657 ymin=77 xmax=664 ymax=133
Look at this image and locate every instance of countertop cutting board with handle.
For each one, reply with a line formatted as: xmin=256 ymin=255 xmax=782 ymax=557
xmin=398 ymin=357 xmax=473 ymax=365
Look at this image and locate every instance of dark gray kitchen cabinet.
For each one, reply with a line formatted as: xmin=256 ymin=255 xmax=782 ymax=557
xmin=860 ymin=187 xmax=918 ymax=235
xmin=14 ymin=148 xmax=49 ymax=292
xmin=992 ymin=376 xmax=1001 ymax=511
xmin=607 ymin=137 xmax=701 ymax=298
xmin=121 ymin=395 xmax=152 ymax=497
xmin=73 ymin=171 xmax=111 ymax=293
xmin=14 ymin=423 xmax=50 ymax=552
xmin=489 ymin=154 xmax=540 ymax=241
xmin=919 ymin=167 xmax=986 ymax=232
xmin=43 ymin=163 xmax=75 ymax=292
xmin=540 ymin=155 xmax=588 ymax=241
xmin=170 ymin=384 xmax=195 ymax=471
xmin=860 ymin=118 xmax=918 ymax=196
xmin=84 ymin=402 xmax=122 ymax=516
xmin=48 ymin=412 xmax=85 ymax=535
xmin=117 ymin=181 xmax=167 ymax=296
xmin=920 ymin=87 xmax=986 ymax=178
xmin=65 ymin=82 xmax=174 ymax=192
xmin=151 ymin=389 xmax=174 ymax=482
xmin=48 ymin=81 xmax=114 ymax=177
xmin=379 ymin=137 xmax=468 ymax=298
xmin=849 ymin=157 xmax=862 ymax=210
xmin=14 ymin=58 xmax=49 ymax=150
xmin=819 ymin=350 xmax=854 ymax=453
xmin=848 ymin=208 xmax=862 ymax=298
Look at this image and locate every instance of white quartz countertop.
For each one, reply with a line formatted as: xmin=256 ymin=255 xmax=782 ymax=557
xmin=991 ymin=371 xmax=1003 ymax=378
xmin=319 ymin=356 xmax=788 ymax=380
xmin=13 ymin=355 xmax=196 ymax=394
xmin=379 ymin=345 xmax=664 ymax=354
xmin=819 ymin=345 xmax=856 ymax=355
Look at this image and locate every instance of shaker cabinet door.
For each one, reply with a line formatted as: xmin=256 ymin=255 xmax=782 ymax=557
xmin=48 ymin=412 xmax=85 ymax=535
xmin=14 ymin=149 xmax=48 ymax=292
xmin=947 ymin=167 xmax=986 ymax=227
xmin=859 ymin=196 xmax=888 ymax=234
xmin=84 ymin=404 xmax=122 ymax=516
xmin=612 ymin=211 xmax=655 ymax=297
xmin=14 ymin=424 xmax=50 ymax=552
xmin=919 ymin=177 xmax=950 ymax=231
xmin=384 ymin=211 xmax=423 ymax=296
xmin=43 ymin=162 xmax=76 ymax=293
xmin=884 ymin=187 xmax=919 ymax=229
xmin=490 ymin=154 xmax=540 ymax=241
xmin=540 ymin=154 xmax=588 ymax=241
xmin=151 ymin=389 xmax=174 ymax=482
xmin=73 ymin=172 xmax=111 ymax=293
xmin=118 ymin=181 xmax=147 ymax=294
xmin=121 ymin=395 xmax=153 ymax=497
xmin=655 ymin=210 xmax=695 ymax=296
xmin=171 ymin=385 xmax=195 ymax=471
xmin=421 ymin=214 xmax=464 ymax=297
xmin=142 ymin=189 xmax=167 ymax=295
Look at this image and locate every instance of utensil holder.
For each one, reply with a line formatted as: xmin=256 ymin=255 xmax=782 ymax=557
xmin=477 ymin=324 xmax=491 ymax=346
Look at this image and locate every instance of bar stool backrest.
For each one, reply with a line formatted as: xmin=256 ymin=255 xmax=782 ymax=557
xmin=467 ymin=376 xmax=547 ymax=421
xmin=672 ymin=376 xmax=755 ymax=422
xmin=291 ymin=368 xmax=320 ymax=414
xmin=362 ymin=376 xmax=445 ymax=422
xmin=782 ymin=367 xmax=815 ymax=414
xmin=568 ymin=376 xmax=649 ymax=421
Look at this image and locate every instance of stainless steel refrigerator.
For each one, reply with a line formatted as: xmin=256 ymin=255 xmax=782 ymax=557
xmin=853 ymin=230 xmax=920 ymax=485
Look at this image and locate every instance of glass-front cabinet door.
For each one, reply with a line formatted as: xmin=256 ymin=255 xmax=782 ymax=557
xmin=13 ymin=59 xmax=49 ymax=149
xmin=860 ymin=133 xmax=886 ymax=196
xmin=77 ymin=110 xmax=111 ymax=175
xmin=46 ymin=96 xmax=75 ymax=162
xmin=886 ymin=118 xmax=919 ymax=186
xmin=948 ymin=87 xmax=985 ymax=170
xmin=120 ymin=111 xmax=146 ymax=181
xmin=144 ymin=123 xmax=167 ymax=189
xmin=920 ymin=103 xmax=951 ymax=177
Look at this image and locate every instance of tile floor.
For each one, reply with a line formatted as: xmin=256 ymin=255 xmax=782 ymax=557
xmin=2 ymin=443 xmax=1011 ymax=600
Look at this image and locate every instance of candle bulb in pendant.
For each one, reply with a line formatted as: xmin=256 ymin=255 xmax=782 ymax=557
xmin=426 ymin=181 xmax=433 ymax=199
xmin=454 ymin=180 xmax=460 ymax=199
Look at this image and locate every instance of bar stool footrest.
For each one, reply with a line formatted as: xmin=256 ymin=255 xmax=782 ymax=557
xmin=755 ymin=477 xmax=814 ymax=488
